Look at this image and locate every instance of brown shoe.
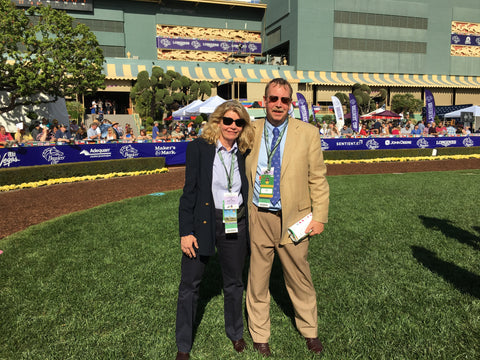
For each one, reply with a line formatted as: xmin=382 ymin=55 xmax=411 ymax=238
xmin=253 ymin=342 xmax=271 ymax=357
xmin=175 ymin=351 xmax=190 ymax=360
xmin=231 ymin=338 xmax=247 ymax=353
xmin=305 ymin=337 xmax=324 ymax=354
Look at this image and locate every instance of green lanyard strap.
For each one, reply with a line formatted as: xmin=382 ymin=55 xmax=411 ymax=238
xmin=264 ymin=119 xmax=288 ymax=170
xmin=218 ymin=149 xmax=236 ymax=192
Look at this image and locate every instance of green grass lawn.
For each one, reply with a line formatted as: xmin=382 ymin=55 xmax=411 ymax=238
xmin=1 ymin=170 xmax=479 ymax=359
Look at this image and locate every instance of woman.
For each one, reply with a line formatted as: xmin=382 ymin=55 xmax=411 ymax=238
xmin=175 ymin=100 xmax=254 ymax=360
xmin=106 ymin=127 xmax=118 ymax=142
xmin=136 ymin=128 xmax=151 ymax=141
xmin=122 ymin=128 xmax=135 ymax=141
xmin=326 ymin=122 xmax=340 ymax=137
xmin=0 ymin=125 xmax=14 ymax=146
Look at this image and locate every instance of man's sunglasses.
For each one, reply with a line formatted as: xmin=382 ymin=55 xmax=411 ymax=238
xmin=222 ymin=117 xmax=246 ymax=127
xmin=268 ymin=95 xmax=291 ymax=104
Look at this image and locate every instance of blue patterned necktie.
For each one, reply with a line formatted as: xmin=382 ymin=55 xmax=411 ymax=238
xmin=270 ymin=127 xmax=281 ymax=205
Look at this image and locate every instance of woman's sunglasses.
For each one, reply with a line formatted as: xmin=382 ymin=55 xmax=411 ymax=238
xmin=222 ymin=117 xmax=246 ymax=127
xmin=268 ymin=95 xmax=291 ymax=104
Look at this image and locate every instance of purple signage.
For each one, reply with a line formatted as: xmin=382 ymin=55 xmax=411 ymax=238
xmin=1 ymin=137 xmax=478 ymax=168
xmin=156 ymin=36 xmax=262 ymax=54
xmin=451 ymin=34 xmax=480 ymax=46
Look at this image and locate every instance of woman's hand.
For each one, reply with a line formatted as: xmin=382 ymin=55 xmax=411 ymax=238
xmin=181 ymin=234 xmax=199 ymax=258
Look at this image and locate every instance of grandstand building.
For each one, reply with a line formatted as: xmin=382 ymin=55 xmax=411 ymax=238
xmin=13 ymin=0 xmax=480 ymax=116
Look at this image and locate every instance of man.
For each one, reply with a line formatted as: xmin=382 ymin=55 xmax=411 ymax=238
xmin=112 ymin=122 xmax=123 ymax=138
xmin=246 ymin=78 xmax=330 ymax=357
xmin=152 ymin=121 xmax=160 ymax=140
xmin=54 ymin=123 xmax=71 ymax=143
xmin=171 ymin=124 xmax=185 ymax=140
xmin=87 ymin=122 xmax=101 ymax=140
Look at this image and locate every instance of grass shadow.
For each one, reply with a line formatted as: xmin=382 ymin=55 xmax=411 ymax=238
xmin=419 ymin=215 xmax=480 ymax=251
xmin=411 ymin=246 xmax=480 ymax=299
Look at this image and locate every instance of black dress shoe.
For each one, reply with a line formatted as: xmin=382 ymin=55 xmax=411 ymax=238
xmin=253 ymin=342 xmax=271 ymax=357
xmin=231 ymin=338 xmax=247 ymax=353
xmin=175 ymin=351 xmax=190 ymax=360
xmin=305 ymin=337 xmax=324 ymax=354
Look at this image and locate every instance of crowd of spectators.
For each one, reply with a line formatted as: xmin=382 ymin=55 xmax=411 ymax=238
xmin=316 ymin=118 xmax=480 ymax=138
xmin=2 ymin=115 xmax=479 ymax=149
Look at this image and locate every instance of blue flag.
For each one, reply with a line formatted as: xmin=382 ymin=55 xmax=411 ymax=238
xmin=425 ymin=89 xmax=436 ymax=123
xmin=296 ymin=92 xmax=309 ymax=123
xmin=349 ymin=94 xmax=359 ymax=132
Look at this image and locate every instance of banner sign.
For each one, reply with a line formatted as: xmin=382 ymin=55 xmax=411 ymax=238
xmin=1 ymin=137 xmax=479 ymax=168
xmin=451 ymin=34 xmax=480 ymax=47
xmin=0 ymin=142 xmax=189 ymax=169
xmin=320 ymin=136 xmax=480 ymax=152
xmin=296 ymin=93 xmax=310 ymax=123
xmin=425 ymin=89 xmax=436 ymax=123
xmin=349 ymin=94 xmax=359 ymax=132
xmin=156 ymin=36 xmax=262 ymax=54
xmin=331 ymin=96 xmax=345 ymax=129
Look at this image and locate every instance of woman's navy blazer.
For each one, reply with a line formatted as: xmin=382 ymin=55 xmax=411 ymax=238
xmin=178 ymin=137 xmax=249 ymax=256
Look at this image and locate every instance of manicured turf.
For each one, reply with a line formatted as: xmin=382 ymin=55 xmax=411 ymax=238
xmin=1 ymin=170 xmax=479 ymax=359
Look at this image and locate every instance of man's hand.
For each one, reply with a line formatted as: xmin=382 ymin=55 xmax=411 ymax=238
xmin=181 ymin=234 xmax=199 ymax=258
xmin=305 ymin=220 xmax=325 ymax=237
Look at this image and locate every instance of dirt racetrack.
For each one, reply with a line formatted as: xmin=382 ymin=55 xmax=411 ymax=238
xmin=0 ymin=158 xmax=479 ymax=239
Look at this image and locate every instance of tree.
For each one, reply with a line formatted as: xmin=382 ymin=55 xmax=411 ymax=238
xmin=336 ymin=83 xmax=387 ymax=115
xmin=391 ymin=93 xmax=423 ymax=118
xmin=130 ymin=66 xmax=213 ymax=121
xmin=0 ymin=1 xmax=105 ymax=114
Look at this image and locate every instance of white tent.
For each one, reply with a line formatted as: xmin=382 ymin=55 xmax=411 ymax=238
xmin=444 ymin=105 xmax=480 ymax=118
xmin=186 ymin=95 xmax=226 ymax=116
xmin=172 ymin=99 xmax=204 ymax=120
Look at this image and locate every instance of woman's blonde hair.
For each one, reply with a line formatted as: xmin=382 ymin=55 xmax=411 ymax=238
xmin=201 ymin=100 xmax=254 ymax=153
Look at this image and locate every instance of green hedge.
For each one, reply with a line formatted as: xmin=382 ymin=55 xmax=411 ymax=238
xmin=0 ymin=157 xmax=165 ymax=186
xmin=323 ymin=146 xmax=480 ymax=161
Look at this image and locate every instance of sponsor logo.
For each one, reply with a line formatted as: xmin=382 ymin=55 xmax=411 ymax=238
xmin=120 ymin=145 xmax=139 ymax=158
xmin=436 ymin=139 xmax=457 ymax=147
xmin=155 ymin=145 xmax=177 ymax=156
xmin=160 ymin=38 xmax=172 ymax=47
xmin=220 ymin=42 xmax=231 ymax=51
xmin=336 ymin=140 xmax=363 ymax=147
xmin=191 ymin=40 xmax=201 ymax=49
xmin=0 ymin=152 xmax=20 ymax=167
xmin=80 ymin=148 xmax=112 ymax=158
xmin=248 ymin=43 xmax=258 ymax=52
xmin=42 ymin=147 xmax=65 ymax=164
xmin=451 ymin=35 xmax=460 ymax=44
xmin=385 ymin=140 xmax=412 ymax=146
xmin=321 ymin=139 xmax=329 ymax=151
xmin=463 ymin=137 xmax=474 ymax=147
xmin=366 ymin=139 xmax=380 ymax=150
xmin=416 ymin=138 xmax=430 ymax=148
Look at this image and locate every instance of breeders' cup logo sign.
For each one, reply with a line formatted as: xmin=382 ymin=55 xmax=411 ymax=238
xmin=120 ymin=145 xmax=139 ymax=158
xmin=416 ymin=138 xmax=430 ymax=149
xmin=463 ymin=137 xmax=474 ymax=147
xmin=0 ymin=152 xmax=20 ymax=167
xmin=321 ymin=139 xmax=329 ymax=151
xmin=42 ymin=147 xmax=65 ymax=164
xmin=366 ymin=139 xmax=380 ymax=150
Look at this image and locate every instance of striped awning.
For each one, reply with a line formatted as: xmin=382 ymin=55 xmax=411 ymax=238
xmin=103 ymin=60 xmax=480 ymax=88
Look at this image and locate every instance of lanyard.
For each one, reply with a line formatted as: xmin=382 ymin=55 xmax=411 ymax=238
xmin=218 ymin=148 xmax=236 ymax=192
xmin=264 ymin=119 xmax=288 ymax=170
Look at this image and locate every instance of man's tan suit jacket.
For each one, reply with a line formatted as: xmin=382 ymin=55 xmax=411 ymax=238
xmin=246 ymin=118 xmax=330 ymax=245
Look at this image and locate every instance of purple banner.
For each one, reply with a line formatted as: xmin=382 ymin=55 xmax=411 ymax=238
xmin=349 ymin=94 xmax=359 ymax=132
xmin=156 ymin=36 xmax=262 ymax=54
xmin=451 ymin=34 xmax=480 ymax=46
xmin=0 ymin=142 xmax=189 ymax=169
xmin=425 ymin=89 xmax=436 ymax=123
xmin=320 ymin=136 xmax=480 ymax=151
xmin=296 ymin=92 xmax=309 ymax=123
xmin=1 ymin=137 xmax=479 ymax=168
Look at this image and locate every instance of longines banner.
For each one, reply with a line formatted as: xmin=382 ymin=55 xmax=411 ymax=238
xmin=156 ymin=36 xmax=262 ymax=54
xmin=1 ymin=137 xmax=479 ymax=168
